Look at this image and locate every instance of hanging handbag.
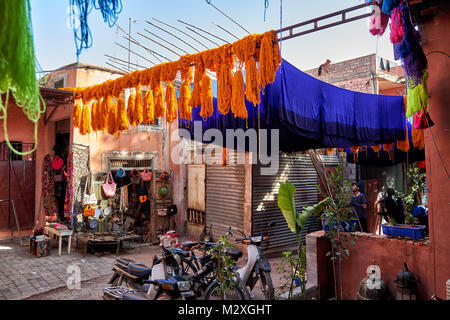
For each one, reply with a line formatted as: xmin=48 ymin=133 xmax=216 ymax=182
xmin=140 ymin=168 xmax=152 ymax=181
xmin=115 ymin=168 xmax=126 ymax=179
xmin=83 ymin=174 xmax=97 ymax=206
xmin=129 ymin=169 xmax=141 ymax=184
xmin=414 ymin=109 xmax=434 ymax=129
xmin=102 ymin=172 xmax=117 ymax=198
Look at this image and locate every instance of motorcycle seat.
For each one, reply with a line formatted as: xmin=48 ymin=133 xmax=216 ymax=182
xmin=181 ymin=241 xmax=198 ymax=249
xmin=128 ymin=263 xmax=152 ymax=278
xmin=173 ymin=247 xmax=190 ymax=257
xmin=123 ymin=291 xmax=151 ymax=300
xmin=114 ymin=257 xmax=136 ymax=271
xmin=225 ymin=249 xmax=242 ymax=261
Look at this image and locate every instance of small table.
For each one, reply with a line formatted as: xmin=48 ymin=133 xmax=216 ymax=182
xmin=45 ymin=226 xmax=73 ymax=256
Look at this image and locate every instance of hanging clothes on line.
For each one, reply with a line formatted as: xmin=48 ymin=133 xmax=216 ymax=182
xmin=42 ymin=154 xmax=57 ymax=223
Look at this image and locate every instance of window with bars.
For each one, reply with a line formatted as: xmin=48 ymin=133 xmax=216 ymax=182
xmin=0 ymin=142 xmax=35 ymax=161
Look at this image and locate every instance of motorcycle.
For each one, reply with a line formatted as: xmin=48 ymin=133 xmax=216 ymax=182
xmin=108 ymin=242 xmax=198 ymax=289
xmin=232 ymin=224 xmax=276 ymax=300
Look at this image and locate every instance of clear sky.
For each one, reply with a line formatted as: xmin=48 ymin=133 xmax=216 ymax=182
xmin=30 ymin=0 xmax=396 ymax=72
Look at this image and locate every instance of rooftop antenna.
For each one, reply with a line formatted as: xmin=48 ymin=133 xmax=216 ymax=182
xmin=204 ymin=0 xmax=251 ymax=35
xmin=151 ymin=18 xmax=208 ymax=51
xmin=147 ymin=20 xmax=203 ymax=52
xmin=177 ymin=20 xmax=230 ymax=44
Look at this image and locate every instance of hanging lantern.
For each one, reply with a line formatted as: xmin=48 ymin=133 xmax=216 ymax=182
xmin=356 ymin=261 xmax=390 ymax=300
xmin=394 ymin=262 xmax=417 ymax=300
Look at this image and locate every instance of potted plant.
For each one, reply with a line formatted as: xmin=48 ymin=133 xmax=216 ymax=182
xmin=319 ymin=164 xmax=359 ymax=233
xmin=381 ymin=167 xmax=427 ymax=242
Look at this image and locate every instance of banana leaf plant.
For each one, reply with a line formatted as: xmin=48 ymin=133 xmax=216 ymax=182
xmin=277 ymin=181 xmax=331 ymax=299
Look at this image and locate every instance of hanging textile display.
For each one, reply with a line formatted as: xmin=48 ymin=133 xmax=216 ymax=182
xmin=42 ymin=154 xmax=58 ymax=223
xmin=0 ymin=0 xmax=46 ymax=156
xmin=62 ymin=30 xmax=282 ymax=134
xmin=64 ymin=151 xmax=74 ymax=221
xmin=72 ymin=144 xmax=90 ymax=224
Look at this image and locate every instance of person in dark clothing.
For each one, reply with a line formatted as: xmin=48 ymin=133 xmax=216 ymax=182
xmin=350 ymin=183 xmax=368 ymax=232
xmin=384 ymin=188 xmax=397 ymax=222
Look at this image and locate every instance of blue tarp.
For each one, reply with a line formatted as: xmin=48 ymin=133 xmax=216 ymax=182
xmin=179 ymin=59 xmax=406 ymax=153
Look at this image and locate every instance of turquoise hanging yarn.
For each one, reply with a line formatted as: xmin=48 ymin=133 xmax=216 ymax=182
xmin=0 ymin=0 xmax=46 ymax=156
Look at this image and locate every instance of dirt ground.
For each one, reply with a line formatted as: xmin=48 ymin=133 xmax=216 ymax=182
xmin=25 ymin=243 xmax=288 ymax=300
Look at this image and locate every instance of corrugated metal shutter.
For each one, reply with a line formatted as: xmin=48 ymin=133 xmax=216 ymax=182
xmin=206 ymin=164 xmax=245 ymax=241
xmin=252 ymin=153 xmax=319 ymax=252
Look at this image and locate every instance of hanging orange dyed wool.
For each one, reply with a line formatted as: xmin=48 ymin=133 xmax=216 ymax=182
xmin=412 ymin=126 xmax=425 ymax=149
xmin=143 ymin=90 xmax=155 ymax=125
xmin=79 ymin=105 xmax=91 ymax=135
xmin=371 ymin=144 xmax=381 ymax=153
xmin=258 ymin=31 xmax=280 ymax=90
xmin=200 ymin=74 xmax=213 ymax=119
xmin=383 ymin=143 xmax=394 ymax=152
xmin=90 ymin=101 xmax=98 ymax=131
xmin=99 ymin=96 xmax=111 ymax=131
xmin=127 ymin=93 xmax=136 ymax=126
xmin=72 ymin=103 xmax=82 ymax=128
xmin=190 ymin=61 xmax=205 ymax=108
xmin=117 ymin=97 xmax=129 ymax=132
xmin=231 ymin=70 xmax=247 ymax=119
xmin=245 ymin=57 xmax=260 ymax=106
xmin=107 ymin=99 xmax=118 ymax=135
xmin=397 ymin=97 xmax=410 ymax=152
xmin=134 ymin=89 xmax=144 ymax=126
xmin=179 ymin=82 xmax=193 ymax=121
xmin=154 ymin=84 xmax=165 ymax=119
xmin=165 ymin=82 xmax=178 ymax=123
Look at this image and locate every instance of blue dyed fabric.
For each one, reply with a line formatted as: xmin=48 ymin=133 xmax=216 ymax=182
xmin=179 ymin=59 xmax=406 ymax=153
xmin=346 ymin=121 xmax=425 ymax=166
xmin=381 ymin=0 xmax=401 ymax=15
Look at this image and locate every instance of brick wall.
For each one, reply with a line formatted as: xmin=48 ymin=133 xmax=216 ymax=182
xmin=304 ymin=54 xmax=377 ymax=94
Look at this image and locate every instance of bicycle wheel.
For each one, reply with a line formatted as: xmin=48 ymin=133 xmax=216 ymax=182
xmin=204 ymin=281 xmax=246 ymax=300
xmin=259 ymin=270 xmax=274 ymax=300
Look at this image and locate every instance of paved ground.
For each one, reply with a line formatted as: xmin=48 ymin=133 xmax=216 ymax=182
xmin=1 ymin=236 xmax=291 ymax=300
xmin=0 ymin=238 xmax=120 ymax=300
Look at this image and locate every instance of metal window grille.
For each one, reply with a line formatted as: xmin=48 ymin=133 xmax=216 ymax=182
xmin=0 ymin=142 xmax=35 ymax=161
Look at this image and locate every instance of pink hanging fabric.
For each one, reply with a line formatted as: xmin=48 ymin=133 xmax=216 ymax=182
xmin=369 ymin=1 xmax=390 ymax=36
xmin=390 ymin=4 xmax=405 ymax=44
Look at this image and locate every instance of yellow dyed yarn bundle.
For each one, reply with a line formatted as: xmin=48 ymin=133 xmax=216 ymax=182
xmin=165 ymin=82 xmax=178 ymax=124
xmin=231 ymin=70 xmax=247 ymax=119
xmin=127 ymin=93 xmax=136 ymax=126
xmin=72 ymin=103 xmax=82 ymax=128
xmin=134 ymin=89 xmax=144 ymax=126
xmin=143 ymin=90 xmax=155 ymax=125
xmin=79 ymin=105 xmax=91 ymax=135
xmin=200 ymin=74 xmax=213 ymax=119
xmin=117 ymin=97 xmax=129 ymax=131
xmin=154 ymin=84 xmax=165 ymax=119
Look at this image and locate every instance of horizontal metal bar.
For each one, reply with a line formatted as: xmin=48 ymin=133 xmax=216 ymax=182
xmin=278 ymin=1 xmax=374 ymax=33
xmin=279 ymin=11 xmax=374 ymax=42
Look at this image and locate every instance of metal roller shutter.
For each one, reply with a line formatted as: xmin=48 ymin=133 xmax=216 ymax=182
xmin=252 ymin=153 xmax=319 ymax=253
xmin=206 ymin=164 xmax=245 ymax=241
